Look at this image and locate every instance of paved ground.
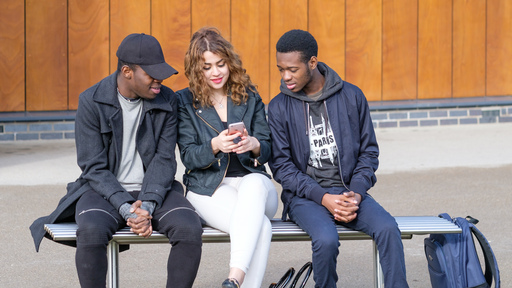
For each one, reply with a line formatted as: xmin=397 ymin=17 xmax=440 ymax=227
xmin=1 ymin=123 xmax=511 ymax=287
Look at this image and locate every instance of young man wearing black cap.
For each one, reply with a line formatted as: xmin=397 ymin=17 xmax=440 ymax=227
xmin=268 ymin=29 xmax=409 ymax=287
xmin=30 ymin=33 xmax=203 ymax=288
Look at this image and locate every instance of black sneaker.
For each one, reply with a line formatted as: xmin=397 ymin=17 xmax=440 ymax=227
xmin=221 ymin=278 xmax=240 ymax=288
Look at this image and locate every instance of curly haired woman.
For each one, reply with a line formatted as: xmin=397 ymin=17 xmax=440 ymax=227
xmin=176 ymin=27 xmax=278 ymax=288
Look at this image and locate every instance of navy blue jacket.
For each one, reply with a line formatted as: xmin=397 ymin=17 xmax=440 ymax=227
xmin=268 ymin=63 xmax=379 ymax=220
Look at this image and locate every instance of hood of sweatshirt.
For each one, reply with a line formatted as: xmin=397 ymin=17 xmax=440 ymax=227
xmin=279 ymin=62 xmax=344 ymax=102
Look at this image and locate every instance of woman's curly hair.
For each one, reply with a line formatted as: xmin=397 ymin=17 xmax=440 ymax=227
xmin=184 ymin=27 xmax=256 ymax=108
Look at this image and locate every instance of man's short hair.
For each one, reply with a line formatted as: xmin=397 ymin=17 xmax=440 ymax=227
xmin=276 ymin=29 xmax=318 ymax=64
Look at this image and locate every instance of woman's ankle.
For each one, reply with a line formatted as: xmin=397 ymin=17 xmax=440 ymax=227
xmin=227 ymin=267 xmax=245 ymax=286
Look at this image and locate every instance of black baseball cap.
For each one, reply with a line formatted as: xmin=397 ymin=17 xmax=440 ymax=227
xmin=116 ymin=33 xmax=178 ymax=80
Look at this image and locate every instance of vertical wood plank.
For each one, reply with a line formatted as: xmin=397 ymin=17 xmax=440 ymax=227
xmin=418 ymin=0 xmax=452 ymax=99
xmin=453 ymin=0 xmax=485 ymax=98
xmin=152 ymin=0 xmax=191 ymax=91
xmin=487 ymin=1 xmax=512 ymax=96
xmin=270 ymin=0 xmax=308 ymax=98
xmin=346 ymin=0 xmax=382 ymax=101
xmin=232 ymin=0 xmax=270 ymax=103
xmin=0 ymin=0 xmax=25 ymax=112
xmin=382 ymin=0 xmax=418 ymax=101
xmin=68 ymin=0 xmax=109 ymax=110
xmin=191 ymin=0 xmax=231 ymax=40
xmin=110 ymin=0 xmax=151 ymax=74
xmin=309 ymin=0 xmax=345 ymax=80
xmin=26 ymin=0 xmax=68 ymax=111
xmin=10 ymin=0 xmax=510 ymax=114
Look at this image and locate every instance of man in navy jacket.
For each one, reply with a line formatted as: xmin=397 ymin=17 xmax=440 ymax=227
xmin=268 ymin=29 xmax=409 ymax=288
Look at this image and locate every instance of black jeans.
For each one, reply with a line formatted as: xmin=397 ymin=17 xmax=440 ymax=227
xmin=74 ymin=181 xmax=203 ymax=288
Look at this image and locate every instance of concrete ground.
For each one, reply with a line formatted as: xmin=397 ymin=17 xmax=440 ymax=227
xmin=1 ymin=123 xmax=511 ymax=287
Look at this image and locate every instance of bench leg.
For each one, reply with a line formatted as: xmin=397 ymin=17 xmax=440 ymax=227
xmin=107 ymin=241 xmax=120 ymax=288
xmin=373 ymin=242 xmax=384 ymax=288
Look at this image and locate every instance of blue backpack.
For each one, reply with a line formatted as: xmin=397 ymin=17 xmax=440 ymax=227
xmin=424 ymin=213 xmax=500 ymax=288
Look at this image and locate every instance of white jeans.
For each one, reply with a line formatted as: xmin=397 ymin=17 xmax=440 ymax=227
xmin=186 ymin=173 xmax=278 ymax=288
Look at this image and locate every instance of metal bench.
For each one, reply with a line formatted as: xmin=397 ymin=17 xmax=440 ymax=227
xmin=44 ymin=216 xmax=461 ymax=288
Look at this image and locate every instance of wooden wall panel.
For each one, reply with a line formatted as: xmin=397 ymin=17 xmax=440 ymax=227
xmin=232 ymin=0 xmax=271 ymax=103
xmin=26 ymin=0 xmax=68 ymax=111
xmin=110 ymin=0 xmax=151 ymax=74
xmin=382 ymin=0 xmax=418 ymax=101
xmin=487 ymin=1 xmax=512 ymax=96
xmin=270 ymin=0 xmax=308 ymax=98
xmin=152 ymin=0 xmax=191 ymax=91
xmin=418 ymin=0 xmax=452 ymax=99
xmin=453 ymin=0 xmax=486 ymax=98
xmin=4 ymin=0 xmax=512 ymax=114
xmin=68 ymin=0 xmax=109 ymax=110
xmin=346 ymin=0 xmax=382 ymax=101
xmin=191 ymin=0 xmax=231 ymax=40
xmin=0 ymin=0 xmax=24 ymax=112
xmin=309 ymin=0 xmax=345 ymax=80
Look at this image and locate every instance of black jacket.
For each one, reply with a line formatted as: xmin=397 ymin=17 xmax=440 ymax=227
xmin=176 ymin=88 xmax=271 ymax=196
xmin=30 ymin=72 xmax=179 ymax=251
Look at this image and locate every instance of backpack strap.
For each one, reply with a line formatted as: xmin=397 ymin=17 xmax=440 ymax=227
xmin=439 ymin=213 xmax=452 ymax=222
xmin=469 ymin=223 xmax=501 ymax=288
xmin=466 ymin=215 xmax=479 ymax=225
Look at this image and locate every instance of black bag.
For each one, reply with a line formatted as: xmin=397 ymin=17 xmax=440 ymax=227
xmin=269 ymin=261 xmax=313 ymax=288
xmin=424 ymin=213 xmax=500 ymax=288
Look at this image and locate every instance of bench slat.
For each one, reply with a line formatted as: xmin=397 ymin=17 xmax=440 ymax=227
xmin=44 ymin=216 xmax=461 ymax=244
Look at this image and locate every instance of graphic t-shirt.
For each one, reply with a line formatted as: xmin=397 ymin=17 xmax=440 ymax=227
xmin=306 ymin=95 xmax=343 ymax=187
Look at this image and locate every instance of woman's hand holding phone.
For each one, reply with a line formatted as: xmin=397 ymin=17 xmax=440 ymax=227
xmin=228 ymin=122 xmax=245 ymax=144
xmin=229 ymin=123 xmax=261 ymax=157
xmin=211 ymin=121 xmax=243 ymax=154
xmin=212 ymin=122 xmax=261 ymax=157
xmin=211 ymin=130 xmax=241 ymax=154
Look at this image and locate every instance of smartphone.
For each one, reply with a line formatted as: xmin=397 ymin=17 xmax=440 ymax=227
xmin=228 ymin=122 xmax=245 ymax=134
xmin=228 ymin=122 xmax=245 ymax=144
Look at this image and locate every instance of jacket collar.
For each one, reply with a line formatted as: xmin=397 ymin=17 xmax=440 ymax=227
xmin=228 ymin=96 xmax=248 ymax=123
xmin=92 ymin=71 xmax=173 ymax=113
xmin=195 ymin=96 xmax=248 ymax=132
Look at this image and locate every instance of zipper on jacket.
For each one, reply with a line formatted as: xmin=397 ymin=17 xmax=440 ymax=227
xmin=195 ymin=111 xmax=221 ymax=134
xmin=322 ymin=101 xmax=350 ymax=192
xmin=212 ymin=153 xmax=230 ymax=192
xmin=195 ymin=110 xmax=229 ymax=190
xmin=195 ymin=111 xmax=223 ymax=168
xmin=303 ymin=101 xmax=309 ymax=136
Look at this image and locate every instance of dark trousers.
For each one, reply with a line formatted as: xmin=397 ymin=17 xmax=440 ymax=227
xmin=288 ymin=190 xmax=409 ymax=288
xmin=74 ymin=181 xmax=203 ymax=288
